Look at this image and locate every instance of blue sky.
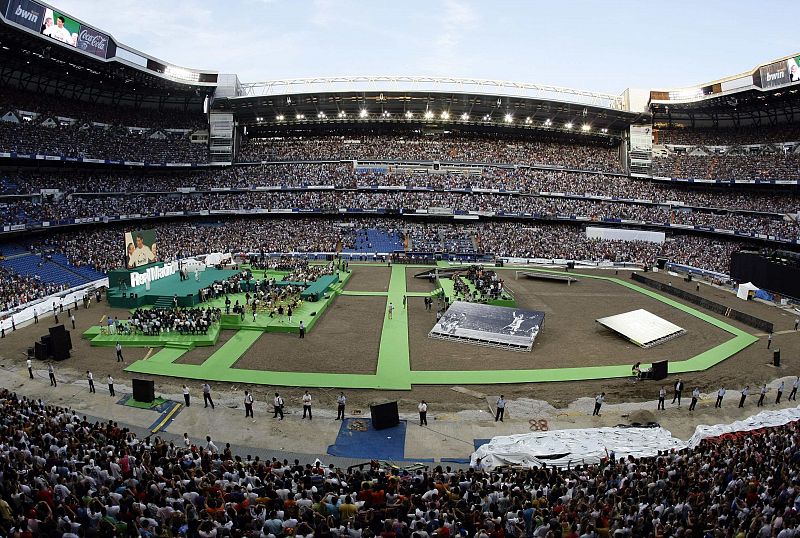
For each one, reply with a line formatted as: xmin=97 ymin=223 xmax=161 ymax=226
xmin=55 ymin=0 xmax=797 ymax=94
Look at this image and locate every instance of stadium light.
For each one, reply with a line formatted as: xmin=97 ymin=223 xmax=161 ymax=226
xmin=359 ymin=109 xmax=368 ymax=118
xmin=338 ymin=111 xmax=346 ymax=118
xmin=382 ymin=111 xmax=391 ymax=118
xmin=504 ymin=113 xmax=513 ymax=123
xmin=482 ymin=114 xmax=491 ymax=121
xmin=296 ymin=113 xmax=305 ymax=120
xmin=601 ymin=128 xmax=608 ymax=133
xmin=525 ymin=117 xmax=532 ymax=124
xmin=461 ymin=113 xmax=469 ymax=121
xmin=276 ymin=114 xmax=284 ymax=121
xmin=318 ymin=112 xmax=327 ymax=119
xmin=405 ymin=111 xmax=413 ymax=119
xmin=565 ymin=122 xmax=573 ymax=129
xmin=581 ymin=124 xmax=591 ymax=131
xmin=440 ymin=111 xmax=450 ymax=120
xmin=544 ymin=119 xmax=552 ymax=126
xmin=424 ymin=110 xmax=434 ymax=120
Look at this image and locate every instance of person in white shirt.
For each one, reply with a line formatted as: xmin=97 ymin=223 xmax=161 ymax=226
xmin=244 ymin=390 xmax=254 ymax=419
xmin=336 ymin=392 xmax=346 ymax=420
xmin=689 ymin=387 xmax=700 ymax=411
xmin=86 ymin=371 xmax=95 ymax=393
xmin=205 ymin=435 xmax=218 ymax=454
xmin=418 ymin=400 xmax=428 ymax=425
xmin=658 ymin=387 xmax=666 ymax=410
xmin=302 ymin=390 xmax=312 ymax=420
xmin=738 ymin=386 xmax=749 ymax=408
xmin=495 ymin=395 xmax=506 ymax=422
xmin=107 ymin=375 xmax=115 ymax=397
xmin=757 ymin=384 xmax=767 ymax=407
xmin=789 ymin=376 xmax=799 ymax=401
xmin=273 ymin=392 xmax=284 ymax=419
xmin=183 ymin=433 xmax=191 ymax=448
xmin=183 ymin=385 xmax=190 ymax=407
xmin=715 ymin=387 xmax=726 ymax=408
xmin=592 ymin=393 xmax=605 ymax=416
xmin=44 ymin=16 xmax=73 ymax=44
xmin=27 ymin=358 xmax=33 ymax=379
xmin=775 ymin=381 xmax=784 ymax=404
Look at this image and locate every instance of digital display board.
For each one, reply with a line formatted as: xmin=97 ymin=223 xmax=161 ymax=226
xmin=4 ymin=0 xmax=113 ymax=58
xmin=756 ymin=56 xmax=800 ymax=90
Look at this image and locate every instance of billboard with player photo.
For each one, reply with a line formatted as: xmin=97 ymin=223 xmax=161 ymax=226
xmin=3 ymin=0 xmax=113 ymax=58
xmin=124 ymin=229 xmax=158 ymax=269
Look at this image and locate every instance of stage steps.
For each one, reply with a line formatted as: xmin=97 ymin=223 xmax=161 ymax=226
xmin=153 ymin=297 xmax=174 ymax=309
xmin=164 ymin=341 xmax=194 ymax=350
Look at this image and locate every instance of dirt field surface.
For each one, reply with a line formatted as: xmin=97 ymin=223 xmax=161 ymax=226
xmin=343 ymin=265 xmax=390 ymax=292
xmin=406 ymin=267 xmax=437 ymax=293
xmin=0 ymin=302 xmax=157 ymax=377
xmin=408 ymin=274 xmax=731 ymax=370
xmin=233 ymin=295 xmax=384 ymax=374
xmin=1 ymin=266 xmax=797 ymax=415
xmin=174 ymin=330 xmax=235 ymax=365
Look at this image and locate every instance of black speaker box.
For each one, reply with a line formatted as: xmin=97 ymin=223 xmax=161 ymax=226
xmin=34 ymin=341 xmax=47 ymax=360
xmin=495 ymin=260 xmax=504 ymax=268
xmin=773 ymin=349 xmax=781 ymax=367
xmin=370 ymin=401 xmax=400 ymax=430
xmin=651 ymin=360 xmax=668 ymax=381
xmin=657 ymin=258 xmax=668 ymax=270
xmin=132 ymin=379 xmax=155 ymax=403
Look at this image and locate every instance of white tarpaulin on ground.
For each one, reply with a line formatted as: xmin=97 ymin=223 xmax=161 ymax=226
xmin=596 ymin=309 xmax=685 ymax=348
xmin=687 ymin=405 xmax=800 ymax=448
xmin=586 ymin=226 xmax=665 ymax=244
xmin=471 ymin=427 xmax=686 ymax=470
xmin=736 ymin=282 xmax=759 ymax=300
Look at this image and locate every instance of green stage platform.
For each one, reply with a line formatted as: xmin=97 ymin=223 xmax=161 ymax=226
xmin=91 ymin=263 xmax=757 ymax=390
xmin=107 ymin=267 xmax=241 ymax=308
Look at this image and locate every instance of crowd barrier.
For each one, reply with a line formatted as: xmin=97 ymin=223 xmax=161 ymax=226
xmin=631 ymin=272 xmax=774 ymax=333
xmin=1 ymin=278 xmax=109 ymax=332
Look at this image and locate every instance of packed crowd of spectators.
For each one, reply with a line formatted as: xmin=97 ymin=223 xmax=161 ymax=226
xmin=0 ymin=121 xmax=207 ymax=163
xmin=238 ymin=135 xmax=623 ymax=173
xmin=652 ymin=153 xmax=800 ymax=182
xmin=122 ymin=307 xmax=221 ymax=336
xmin=657 ymin=123 xmax=800 ymax=146
xmin=21 ymin=218 xmax=752 ymax=275
xmin=0 ymin=266 xmax=64 ymax=312
xmin=2 ymin=191 xmax=796 ymax=241
xmin=5 ymin=166 xmax=797 ymax=215
xmin=0 ymin=86 xmax=206 ymax=130
xmin=0 ymin=387 xmax=798 ymax=537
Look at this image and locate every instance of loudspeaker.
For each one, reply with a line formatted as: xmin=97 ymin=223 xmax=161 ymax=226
xmin=34 ymin=341 xmax=47 ymax=360
xmin=370 ymin=401 xmax=399 ymax=430
xmin=651 ymin=360 xmax=668 ymax=381
xmin=49 ymin=325 xmax=70 ymax=360
xmin=567 ymin=261 xmax=575 ymax=270
xmin=686 ymin=273 xmax=693 ymax=282
xmin=773 ymin=349 xmax=781 ymax=367
xmin=495 ymin=260 xmax=504 ymax=268
xmin=132 ymin=379 xmax=155 ymax=403
xmin=657 ymin=258 xmax=668 ymax=270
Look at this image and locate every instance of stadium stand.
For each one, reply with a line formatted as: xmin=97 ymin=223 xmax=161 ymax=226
xmin=0 ymin=388 xmax=797 ymax=537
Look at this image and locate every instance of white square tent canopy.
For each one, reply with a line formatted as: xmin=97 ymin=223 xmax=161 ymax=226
xmin=596 ymin=309 xmax=686 ymax=348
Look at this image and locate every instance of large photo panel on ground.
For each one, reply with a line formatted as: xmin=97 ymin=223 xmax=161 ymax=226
xmin=428 ymin=301 xmax=545 ymax=351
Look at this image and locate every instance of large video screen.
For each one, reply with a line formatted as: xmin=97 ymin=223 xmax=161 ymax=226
xmin=124 ymin=229 xmax=158 ymax=269
xmin=757 ymin=56 xmax=800 ymax=90
xmin=4 ymin=0 xmax=112 ymax=58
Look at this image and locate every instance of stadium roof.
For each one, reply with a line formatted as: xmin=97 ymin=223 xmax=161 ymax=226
xmin=213 ymin=79 xmax=645 ymax=139
xmin=649 ymin=52 xmax=800 ymax=127
xmin=0 ymin=0 xmax=216 ymax=109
